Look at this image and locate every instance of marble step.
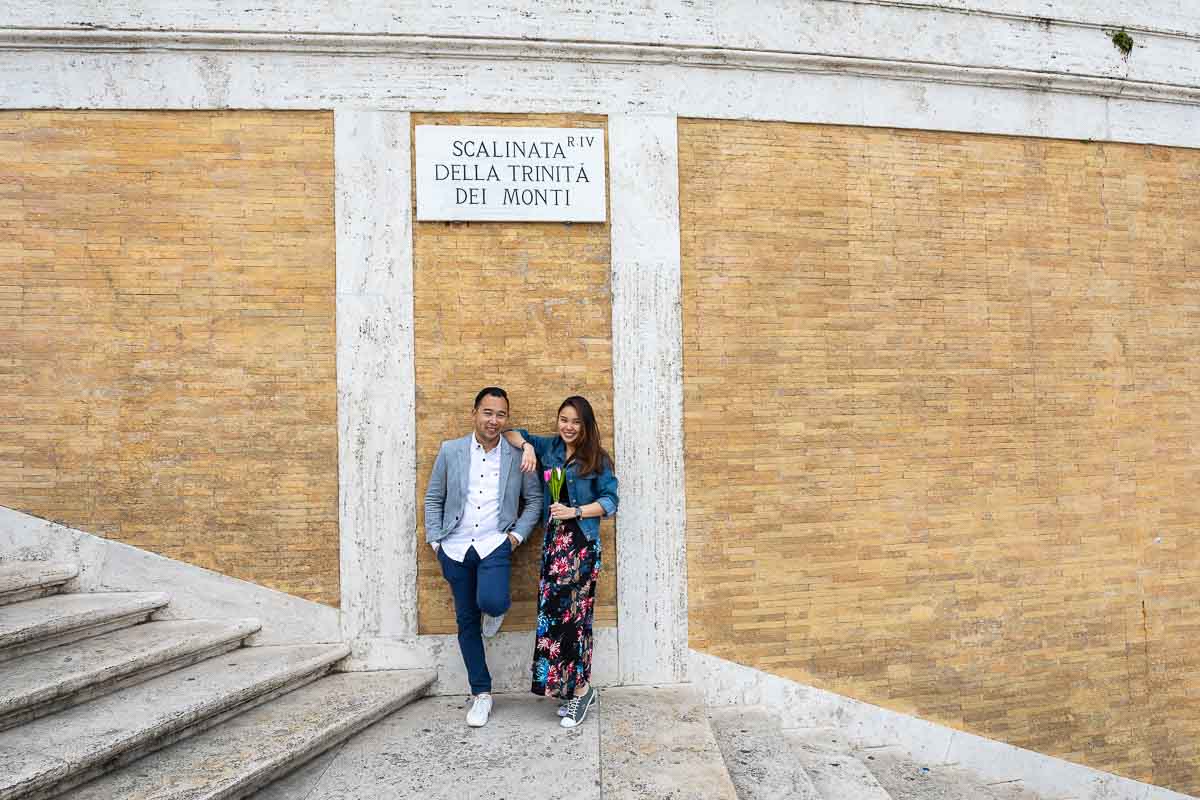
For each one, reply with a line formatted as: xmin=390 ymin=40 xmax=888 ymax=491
xmin=63 ymin=670 xmax=436 ymax=800
xmin=0 ymin=592 xmax=169 ymax=663
xmin=0 ymin=562 xmax=78 ymax=606
xmin=857 ymin=746 xmax=1049 ymax=800
xmin=785 ymin=728 xmax=893 ymax=800
xmin=0 ymin=642 xmax=350 ymax=800
xmin=708 ymin=705 xmax=821 ymax=800
xmin=601 ymin=685 xmax=739 ymax=800
xmin=0 ymin=618 xmax=261 ymax=731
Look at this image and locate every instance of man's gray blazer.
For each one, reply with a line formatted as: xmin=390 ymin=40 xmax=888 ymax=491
xmin=424 ymin=434 xmax=543 ymax=546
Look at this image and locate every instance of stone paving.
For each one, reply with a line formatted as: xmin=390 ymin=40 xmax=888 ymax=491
xmin=254 ymin=693 xmax=594 ymax=800
xmin=253 ymin=686 xmax=731 ymax=800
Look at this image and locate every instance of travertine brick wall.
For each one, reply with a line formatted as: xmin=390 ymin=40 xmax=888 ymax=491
xmin=679 ymin=119 xmax=1200 ymax=792
xmin=412 ymin=113 xmax=617 ymax=635
xmin=0 ymin=111 xmax=340 ymax=605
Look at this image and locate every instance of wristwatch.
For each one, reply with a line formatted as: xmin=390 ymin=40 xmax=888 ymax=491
xmin=574 ymin=506 xmax=583 ymax=519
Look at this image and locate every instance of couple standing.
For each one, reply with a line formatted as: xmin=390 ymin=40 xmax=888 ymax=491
xmin=424 ymin=387 xmax=619 ymax=730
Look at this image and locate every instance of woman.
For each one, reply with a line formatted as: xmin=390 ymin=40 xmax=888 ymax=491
xmin=504 ymin=395 xmax=618 ymax=728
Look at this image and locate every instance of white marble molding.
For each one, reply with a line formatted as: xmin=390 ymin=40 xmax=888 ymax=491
xmin=4 ymin=0 xmax=1199 ymax=39
xmin=691 ymin=650 xmax=1194 ymax=800
xmin=1 ymin=31 xmax=1197 ymax=107
xmin=0 ymin=505 xmax=341 ymax=646
xmin=2 ymin=1 xmax=1200 ymax=148
xmin=2 ymin=0 xmax=1198 ymax=88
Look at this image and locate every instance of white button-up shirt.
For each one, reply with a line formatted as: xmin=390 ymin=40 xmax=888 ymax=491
xmin=437 ymin=434 xmax=511 ymax=562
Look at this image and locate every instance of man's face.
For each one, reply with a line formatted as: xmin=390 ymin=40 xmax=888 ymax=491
xmin=472 ymin=393 xmax=508 ymax=446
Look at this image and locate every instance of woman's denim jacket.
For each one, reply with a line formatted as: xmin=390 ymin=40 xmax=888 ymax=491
xmin=516 ymin=429 xmax=618 ymax=544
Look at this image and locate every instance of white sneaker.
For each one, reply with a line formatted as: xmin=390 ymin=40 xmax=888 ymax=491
xmin=466 ymin=693 xmax=493 ymax=727
xmin=481 ymin=612 xmax=505 ymax=638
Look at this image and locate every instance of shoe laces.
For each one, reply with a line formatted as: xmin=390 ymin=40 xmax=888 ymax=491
xmin=564 ymin=690 xmax=588 ymax=716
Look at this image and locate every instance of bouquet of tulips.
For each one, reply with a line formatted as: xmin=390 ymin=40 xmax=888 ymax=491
xmin=544 ymin=467 xmax=565 ymax=530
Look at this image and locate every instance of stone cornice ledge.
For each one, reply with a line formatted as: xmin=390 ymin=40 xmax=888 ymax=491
xmin=4 ymin=28 xmax=1200 ymax=108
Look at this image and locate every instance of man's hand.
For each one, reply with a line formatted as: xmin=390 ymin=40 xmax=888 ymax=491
xmin=507 ymin=533 xmax=520 ymax=549
xmin=519 ymin=442 xmax=537 ymax=473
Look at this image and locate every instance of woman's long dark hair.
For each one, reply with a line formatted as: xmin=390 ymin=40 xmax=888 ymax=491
xmin=560 ymin=395 xmax=612 ymax=477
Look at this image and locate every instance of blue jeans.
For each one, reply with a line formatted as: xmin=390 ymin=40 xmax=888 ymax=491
xmin=437 ymin=540 xmax=512 ymax=695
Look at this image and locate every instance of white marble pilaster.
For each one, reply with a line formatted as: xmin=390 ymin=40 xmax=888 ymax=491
xmin=609 ymin=114 xmax=688 ymax=685
xmin=335 ymin=110 xmax=418 ymax=643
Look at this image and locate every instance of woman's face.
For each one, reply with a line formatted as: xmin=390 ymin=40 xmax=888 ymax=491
xmin=558 ymin=405 xmax=583 ymax=447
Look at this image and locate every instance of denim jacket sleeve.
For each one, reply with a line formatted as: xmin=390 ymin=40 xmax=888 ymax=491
xmin=593 ymin=461 xmax=619 ymax=518
xmin=515 ymin=428 xmax=557 ymax=465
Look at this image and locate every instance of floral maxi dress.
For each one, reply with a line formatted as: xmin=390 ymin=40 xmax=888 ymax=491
xmin=530 ymin=483 xmax=600 ymax=699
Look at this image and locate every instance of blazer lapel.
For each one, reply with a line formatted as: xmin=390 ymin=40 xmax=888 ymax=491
xmin=497 ymin=439 xmax=511 ymax=502
xmin=456 ymin=434 xmax=471 ymax=500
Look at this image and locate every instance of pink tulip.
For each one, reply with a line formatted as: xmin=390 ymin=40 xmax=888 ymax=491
xmin=543 ymin=469 xmax=551 ymax=482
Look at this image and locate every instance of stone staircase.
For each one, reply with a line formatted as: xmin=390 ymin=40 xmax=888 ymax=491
xmin=0 ymin=559 xmax=1140 ymax=800
xmin=710 ymin=706 xmax=1051 ymax=800
xmin=0 ymin=560 xmax=435 ymax=800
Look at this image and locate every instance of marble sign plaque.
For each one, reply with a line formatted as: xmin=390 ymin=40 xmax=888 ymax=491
xmin=415 ymin=125 xmax=606 ymax=222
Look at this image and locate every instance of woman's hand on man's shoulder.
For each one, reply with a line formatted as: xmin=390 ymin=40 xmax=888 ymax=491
xmin=519 ymin=441 xmax=538 ymax=473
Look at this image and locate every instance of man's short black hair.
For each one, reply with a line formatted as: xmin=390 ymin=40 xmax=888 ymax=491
xmin=474 ymin=386 xmax=509 ymax=409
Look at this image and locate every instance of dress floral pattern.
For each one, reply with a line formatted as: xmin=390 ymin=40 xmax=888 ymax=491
xmin=531 ymin=484 xmax=600 ymax=700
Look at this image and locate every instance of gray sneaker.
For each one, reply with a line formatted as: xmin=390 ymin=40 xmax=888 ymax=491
xmin=481 ymin=612 xmax=505 ymax=638
xmin=560 ymin=686 xmax=597 ymax=728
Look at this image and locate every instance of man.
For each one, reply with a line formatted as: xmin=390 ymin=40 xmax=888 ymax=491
xmin=424 ymin=386 xmax=542 ymax=727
